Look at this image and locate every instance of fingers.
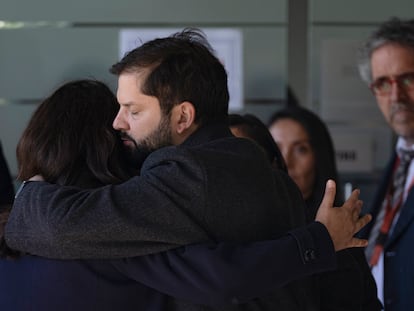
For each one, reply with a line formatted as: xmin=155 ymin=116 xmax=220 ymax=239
xmin=320 ymin=180 xmax=336 ymax=210
xmin=355 ymin=214 xmax=372 ymax=233
xmin=348 ymin=237 xmax=369 ymax=248
xmin=343 ymin=188 xmax=360 ymax=209
xmin=346 ymin=215 xmax=372 ymax=250
xmin=352 ymin=200 xmax=363 ymax=220
xmin=316 ymin=181 xmax=371 ymax=252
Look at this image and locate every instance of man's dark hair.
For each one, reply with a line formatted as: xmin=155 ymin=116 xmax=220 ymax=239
xmin=358 ymin=17 xmax=414 ymax=84
xmin=110 ymin=28 xmax=230 ymax=126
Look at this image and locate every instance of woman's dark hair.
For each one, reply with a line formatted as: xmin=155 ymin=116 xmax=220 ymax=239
xmin=268 ymin=106 xmax=343 ymax=218
xmin=1 ymin=79 xmax=134 ymax=259
xmin=110 ymin=28 xmax=229 ymax=126
xmin=16 ymin=79 xmax=132 ymax=187
xmin=229 ymin=114 xmax=287 ymax=172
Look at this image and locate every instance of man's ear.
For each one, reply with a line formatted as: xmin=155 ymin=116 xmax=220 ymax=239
xmin=173 ymin=101 xmax=196 ymax=134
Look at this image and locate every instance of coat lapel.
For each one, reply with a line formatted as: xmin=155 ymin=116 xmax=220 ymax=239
xmin=385 ymin=182 xmax=414 ymax=249
xmin=359 ymin=154 xmax=395 ymax=239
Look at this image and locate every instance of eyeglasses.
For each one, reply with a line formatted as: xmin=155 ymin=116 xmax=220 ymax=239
xmin=370 ymin=72 xmax=414 ymax=96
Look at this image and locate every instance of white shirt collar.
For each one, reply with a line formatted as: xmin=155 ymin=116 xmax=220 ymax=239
xmin=396 ymin=137 xmax=414 ymax=154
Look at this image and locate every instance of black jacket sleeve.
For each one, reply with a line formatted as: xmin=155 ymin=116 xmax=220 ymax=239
xmin=112 ymin=222 xmax=337 ymax=307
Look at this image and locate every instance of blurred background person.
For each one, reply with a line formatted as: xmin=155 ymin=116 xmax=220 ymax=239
xmin=265 ymin=106 xmax=380 ymax=310
xmin=229 ymin=113 xmax=287 ymax=172
xmin=228 ymin=113 xmax=320 ymax=309
xmin=268 ymin=105 xmax=343 ymax=221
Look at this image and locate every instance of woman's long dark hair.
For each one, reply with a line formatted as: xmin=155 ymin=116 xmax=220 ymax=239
xmin=16 ymin=79 xmax=132 ymax=187
xmin=1 ymin=79 xmax=133 ymax=259
xmin=268 ymin=106 xmax=343 ymax=220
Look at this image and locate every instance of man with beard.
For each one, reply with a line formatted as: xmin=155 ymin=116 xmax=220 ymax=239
xmin=6 ymin=29 xmax=369 ymax=310
xmin=358 ymin=18 xmax=414 ymax=311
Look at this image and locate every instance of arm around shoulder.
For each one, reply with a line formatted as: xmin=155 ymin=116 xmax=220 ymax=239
xmin=5 ymin=151 xmax=210 ymax=259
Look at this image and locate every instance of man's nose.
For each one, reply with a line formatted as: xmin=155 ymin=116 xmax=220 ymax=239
xmin=390 ymin=81 xmax=409 ymax=103
xmin=113 ymin=111 xmax=128 ymax=131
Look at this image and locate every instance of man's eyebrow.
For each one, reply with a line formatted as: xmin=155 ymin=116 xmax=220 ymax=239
xmin=119 ymin=102 xmax=134 ymax=107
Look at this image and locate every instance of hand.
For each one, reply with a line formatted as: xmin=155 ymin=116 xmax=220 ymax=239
xmin=315 ymin=180 xmax=372 ymax=251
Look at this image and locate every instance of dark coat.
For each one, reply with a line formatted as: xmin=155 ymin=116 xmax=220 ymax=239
xmin=360 ymin=152 xmax=414 ymax=311
xmin=5 ymin=122 xmax=339 ymax=310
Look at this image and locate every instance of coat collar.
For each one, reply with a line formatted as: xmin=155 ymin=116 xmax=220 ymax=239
xmin=182 ymin=121 xmax=233 ymax=147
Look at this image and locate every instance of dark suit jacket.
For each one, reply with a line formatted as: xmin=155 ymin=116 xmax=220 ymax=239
xmin=360 ymin=152 xmax=414 ymax=311
xmin=6 ymin=122 xmax=339 ymax=310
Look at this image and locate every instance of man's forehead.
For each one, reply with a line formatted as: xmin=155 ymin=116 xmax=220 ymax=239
xmin=116 ymin=73 xmax=141 ymax=100
xmin=371 ymin=43 xmax=414 ymax=75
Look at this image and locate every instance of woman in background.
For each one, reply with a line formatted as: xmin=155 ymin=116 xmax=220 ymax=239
xmin=268 ymin=106 xmax=381 ymax=310
xmin=268 ymin=106 xmax=343 ymax=221
xmin=228 ymin=113 xmax=322 ymax=309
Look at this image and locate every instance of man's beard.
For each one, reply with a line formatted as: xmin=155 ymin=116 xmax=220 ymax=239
xmin=121 ymin=114 xmax=173 ymax=170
